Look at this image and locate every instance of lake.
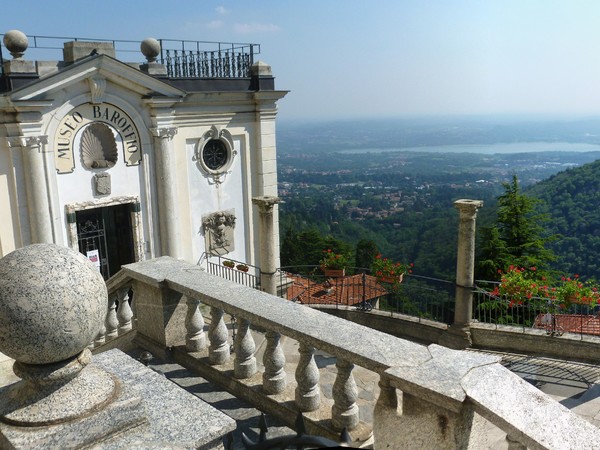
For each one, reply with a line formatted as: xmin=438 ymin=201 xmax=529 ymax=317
xmin=339 ymin=142 xmax=600 ymax=155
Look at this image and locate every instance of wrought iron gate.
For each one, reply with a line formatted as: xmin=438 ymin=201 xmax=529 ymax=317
xmin=76 ymin=214 xmax=110 ymax=279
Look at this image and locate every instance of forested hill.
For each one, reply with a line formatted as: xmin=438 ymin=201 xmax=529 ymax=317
xmin=527 ymin=159 xmax=600 ymax=279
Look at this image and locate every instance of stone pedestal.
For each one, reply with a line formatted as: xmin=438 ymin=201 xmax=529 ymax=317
xmin=0 ymin=350 xmax=236 ymax=449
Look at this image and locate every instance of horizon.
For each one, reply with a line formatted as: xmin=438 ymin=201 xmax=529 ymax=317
xmin=4 ymin=1 xmax=600 ymax=123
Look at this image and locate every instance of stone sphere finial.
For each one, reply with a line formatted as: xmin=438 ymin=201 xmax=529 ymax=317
xmin=140 ymin=37 xmax=161 ymax=63
xmin=0 ymin=243 xmax=107 ymax=365
xmin=3 ymin=29 xmax=29 ymax=59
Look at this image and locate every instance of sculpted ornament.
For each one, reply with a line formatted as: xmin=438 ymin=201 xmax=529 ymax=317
xmin=80 ymin=123 xmax=118 ymax=169
xmin=193 ymin=125 xmax=236 ymax=185
xmin=202 ymin=210 xmax=236 ymax=255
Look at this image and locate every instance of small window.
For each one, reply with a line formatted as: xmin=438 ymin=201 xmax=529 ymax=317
xmin=202 ymin=139 xmax=228 ymax=171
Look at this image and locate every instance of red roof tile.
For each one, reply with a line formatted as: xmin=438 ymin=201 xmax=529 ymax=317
xmin=533 ymin=313 xmax=600 ymax=336
xmin=284 ymin=273 xmax=388 ymax=306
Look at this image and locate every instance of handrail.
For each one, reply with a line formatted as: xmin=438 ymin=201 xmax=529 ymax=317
xmin=118 ymin=256 xmax=600 ymax=447
xmin=126 ymin=257 xmax=429 ymax=371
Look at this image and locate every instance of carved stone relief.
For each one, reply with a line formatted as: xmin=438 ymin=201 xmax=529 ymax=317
xmin=202 ymin=210 xmax=236 ymax=255
xmin=93 ymin=172 xmax=111 ymax=195
xmin=80 ymin=123 xmax=118 ymax=169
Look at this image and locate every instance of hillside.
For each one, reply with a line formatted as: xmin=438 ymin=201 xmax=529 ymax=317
xmin=527 ymin=160 xmax=600 ymax=279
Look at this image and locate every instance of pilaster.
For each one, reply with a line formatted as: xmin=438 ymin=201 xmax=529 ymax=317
xmin=150 ymin=126 xmax=182 ymax=259
xmin=7 ymin=135 xmax=53 ymax=244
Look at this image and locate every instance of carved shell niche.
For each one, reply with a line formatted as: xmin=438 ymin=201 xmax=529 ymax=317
xmin=80 ymin=123 xmax=118 ymax=169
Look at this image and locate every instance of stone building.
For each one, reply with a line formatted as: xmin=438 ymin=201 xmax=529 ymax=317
xmin=0 ymin=30 xmax=286 ymax=278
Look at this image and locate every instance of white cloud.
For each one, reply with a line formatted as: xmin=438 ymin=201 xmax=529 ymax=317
xmin=233 ymin=22 xmax=281 ymax=34
xmin=216 ymin=6 xmax=229 ymax=15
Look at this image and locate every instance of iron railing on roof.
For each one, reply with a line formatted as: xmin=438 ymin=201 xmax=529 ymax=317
xmin=159 ymin=39 xmax=258 ymax=78
xmin=0 ymin=34 xmax=260 ymax=79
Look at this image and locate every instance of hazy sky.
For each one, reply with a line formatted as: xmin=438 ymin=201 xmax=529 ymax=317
xmin=4 ymin=1 xmax=600 ymax=122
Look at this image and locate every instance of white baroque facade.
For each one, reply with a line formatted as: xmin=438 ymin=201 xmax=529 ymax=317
xmin=0 ymin=34 xmax=286 ymax=278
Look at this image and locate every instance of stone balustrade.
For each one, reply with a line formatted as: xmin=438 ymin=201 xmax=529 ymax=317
xmin=115 ymin=256 xmax=600 ymax=448
xmin=91 ymin=272 xmax=136 ymax=349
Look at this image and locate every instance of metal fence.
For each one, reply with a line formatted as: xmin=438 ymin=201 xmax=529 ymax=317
xmin=473 ymin=281 xmax=600 ymax=338
xmin=279 ymin=266 xmax=455 ymax=325
xmin=159 ymin=39 xmax=257 ymax=78
xmin=204 ymin=255 xmax=260 ymax=290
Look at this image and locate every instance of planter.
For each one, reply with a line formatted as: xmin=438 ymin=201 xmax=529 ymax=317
xmin=236 ymin=265 xmax=249 ymax=272
xmin=323 ymin=268 xmax=345 ymax=277
xmin=377 ymin=273 xmax=404 ymax=284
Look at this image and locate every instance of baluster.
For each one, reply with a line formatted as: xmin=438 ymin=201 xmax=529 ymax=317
xmin=116 ymin=287 xmax=133 ymax=335
xmin=189 ymin=51 xmax=196 ymax=77
xmin=225 ymin=53 xmax=231 ymax=77
xmin=262 ymin=331 xmax=286 ymax=394
xmin=244 ymin=54 xmax=250 ymax=76
xmin=202 ymin=52 xmax=208 ymax=77
xmin=165 ymin=49 xmax=173 ymax=77
xmin=234 ymin=54 xmax=240 ymax=77
xmin=185 ymin=296 xmax=206 ymax=352
xmin=332 ymin=358 xmax=359 ymax=430
xmin=105 ymin=293 xmax=119 ymax=340
xmin=208 ymin=307 xmax=230 ymax=364
xmin=174 ymin=50 xmax=180 ymax=77
xmin=234 ymin=318 xmax=256 ymax=378
xmin=93 ymin=323 xmax=106 ymax=348
xmin=295 ymin=342 xmax=320 ymax=411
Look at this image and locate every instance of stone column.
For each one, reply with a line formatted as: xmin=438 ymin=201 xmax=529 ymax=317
xmin=151 ymin=127 xmax=181 ymax=259
xmin=440 ymin=199 xmax=483 ymax=349
xmin=252 ymin=196 xmax=281 ymax=296
xmin=8 ymin=136 xmax=53 ymax=244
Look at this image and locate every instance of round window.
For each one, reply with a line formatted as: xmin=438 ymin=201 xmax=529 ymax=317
xmin=202 ymin=139 xmax=228 ymax=171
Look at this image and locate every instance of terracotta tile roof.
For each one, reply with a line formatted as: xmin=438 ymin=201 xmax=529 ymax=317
xmin=533 ymin=313 xmax=600 ymax=336
xmin=284 ymin=273 xmax=388 ymax=306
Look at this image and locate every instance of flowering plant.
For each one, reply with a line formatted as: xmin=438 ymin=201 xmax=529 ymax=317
xmin=319 ymin=250 xmax=349 ymax=270
xmin=492 ymin=266 xmax=600 ymax=308
xmin=371 ymin=254 xmax=412 ymax=279
xmin=556 ymin=275 xmax=600 ymax=306
xmin=492 ymin=266 xmax=543 ymax=304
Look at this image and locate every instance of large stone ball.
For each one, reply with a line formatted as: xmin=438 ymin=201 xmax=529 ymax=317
xmin=0 ymin=244 xmax=107 ymax=364
xmin=3 ymin=30 xmax=28 ymax=57
xmin=140 ymin=37 xmax=160 ymax=62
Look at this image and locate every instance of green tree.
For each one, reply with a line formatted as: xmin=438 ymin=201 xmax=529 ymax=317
xmin=476 ymin=226 xmax=508 ymax=280
xmin=477 ymin=175 xmax=555 ymax=279
xmin=355 ymin=239 xmax=379 ymax=270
